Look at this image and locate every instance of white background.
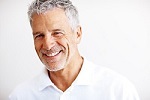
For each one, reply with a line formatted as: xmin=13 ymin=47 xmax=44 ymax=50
xmin=0 ymin=0 xmax=150 ymax=100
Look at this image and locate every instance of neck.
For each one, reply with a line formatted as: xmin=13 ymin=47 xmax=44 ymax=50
xmin=48 ymin=56 xmax=83 ymax=92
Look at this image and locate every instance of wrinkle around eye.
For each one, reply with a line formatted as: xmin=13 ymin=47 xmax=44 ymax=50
xmin=51 ymin=31 xmax=65 ymax=38
xmin=33 ymin=32 xmax=45 ymax=40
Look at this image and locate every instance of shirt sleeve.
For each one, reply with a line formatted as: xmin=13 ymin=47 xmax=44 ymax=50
xmin=121 ymin=79 xmax=140 ymax=100
xmin=9 ymin=92 xmax=18 ymax=100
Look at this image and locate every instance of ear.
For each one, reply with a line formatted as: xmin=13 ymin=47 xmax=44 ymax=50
xmin=75 ymin=26 xmax=82 ymax=44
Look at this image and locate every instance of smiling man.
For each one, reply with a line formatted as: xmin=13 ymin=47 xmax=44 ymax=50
xmin=9 ymin=0 xmax=140 ymax=100
xmin=31 ymin=7 xmax=83 ymax=91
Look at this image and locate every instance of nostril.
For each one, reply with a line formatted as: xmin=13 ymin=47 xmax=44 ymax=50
xmin=42 ymin=38 xmax=56 ymax=50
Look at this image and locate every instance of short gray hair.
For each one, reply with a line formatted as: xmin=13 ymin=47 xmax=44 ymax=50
xmin=28 ymin=0 xmax=79 ymax=31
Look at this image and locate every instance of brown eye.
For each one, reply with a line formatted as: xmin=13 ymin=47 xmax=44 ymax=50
xmin=34 ymin=33 xmax=44 ymax=39
xmin=52 ymin=31 xmax=63 ymax=37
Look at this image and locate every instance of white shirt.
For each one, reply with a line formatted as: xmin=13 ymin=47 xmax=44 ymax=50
xmin=9 ymin=59 xmax=140 ymax=100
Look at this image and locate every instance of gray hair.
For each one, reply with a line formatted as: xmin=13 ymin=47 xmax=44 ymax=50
xmin=28 ymin=0 xmax=79 ymax=31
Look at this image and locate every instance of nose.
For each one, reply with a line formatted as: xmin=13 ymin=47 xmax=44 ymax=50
xmin=42 ymin=34 xmax=55 ymax=50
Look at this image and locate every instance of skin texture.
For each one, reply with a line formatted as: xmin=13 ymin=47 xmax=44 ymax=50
xmin=31 ymin=8 xmax=83 ymax=91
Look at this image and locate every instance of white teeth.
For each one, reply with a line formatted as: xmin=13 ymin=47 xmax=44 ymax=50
xmin=46 ymin=51 xmax=59 ymax=57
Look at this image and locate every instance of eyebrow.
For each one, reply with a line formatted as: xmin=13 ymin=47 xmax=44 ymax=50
xmin=33 ymin=32 xmax=43 ymax=36
xmin=32 ymin=29 xmax=65 ymax=35
xmin=51 ymin=29 xmax=65 ymax=32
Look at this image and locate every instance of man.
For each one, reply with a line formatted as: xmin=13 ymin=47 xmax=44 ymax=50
xmin=9 ymin=0 xmax=140 ymax=99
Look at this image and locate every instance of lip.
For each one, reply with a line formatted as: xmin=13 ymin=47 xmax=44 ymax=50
xmin=42 ymin=50 xmax=62 ymax=62
xmin=45 ymin=51 xmax=60 ymax=57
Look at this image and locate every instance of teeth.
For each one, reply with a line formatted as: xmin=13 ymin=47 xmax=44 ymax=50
xmin=46 ymin=51 xmax=59 ymax=57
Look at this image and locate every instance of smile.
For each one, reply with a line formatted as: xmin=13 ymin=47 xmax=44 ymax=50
xmin=45 ymin=51 xmax=60 ymax=57
xmin=44 ymin=50 xmax=62 ymax=58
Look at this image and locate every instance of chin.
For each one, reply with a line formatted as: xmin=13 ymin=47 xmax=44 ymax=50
xmin=45 ymin=65 xmax=65 ymax=72
xmin=43 ymin=61 xmax=65 ymax=72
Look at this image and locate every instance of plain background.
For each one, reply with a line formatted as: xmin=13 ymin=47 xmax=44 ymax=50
xmin=0 ymin=0 xmax=150 ymax=100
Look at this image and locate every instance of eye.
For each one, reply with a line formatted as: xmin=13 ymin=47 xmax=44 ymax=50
xmin=52 ymin=31 xmax=64 ymax=37
xmin=33 ymin=33 xmax=44 ymax=39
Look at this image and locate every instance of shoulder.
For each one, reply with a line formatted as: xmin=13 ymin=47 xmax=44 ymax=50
xmin=9 ymin=74 xmax=41 ymax=99
xmin=86 ymin=60 xmax=130 ymax=83
xmin=86 ymin=60 xmax=140 ymax=99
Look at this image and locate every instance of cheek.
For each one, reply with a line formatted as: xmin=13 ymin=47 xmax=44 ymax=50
xmin=65 ymin=39 xmax=77 ymax=54
xmin=34 ymin=41 xmax=42 ymax=53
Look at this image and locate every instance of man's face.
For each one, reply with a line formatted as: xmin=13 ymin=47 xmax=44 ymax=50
xmin=31 ymin=8 xmax=81 ymax=71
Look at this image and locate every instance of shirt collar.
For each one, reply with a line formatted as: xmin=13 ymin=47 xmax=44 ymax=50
xmin=72 ymin=58 xmax=93 ymax=86
xmin=38 ymin=69 xmax=54 ymax=91
xmin=38 ymin=58 xmax=93 ymax=91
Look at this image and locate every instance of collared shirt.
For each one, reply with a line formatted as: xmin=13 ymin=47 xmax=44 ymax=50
xmin=9 ymin=59 xmax=140 ymax=100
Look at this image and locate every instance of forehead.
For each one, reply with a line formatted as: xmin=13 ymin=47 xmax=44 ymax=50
xmin=31 ymin=8 xmax=70 ymax=31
